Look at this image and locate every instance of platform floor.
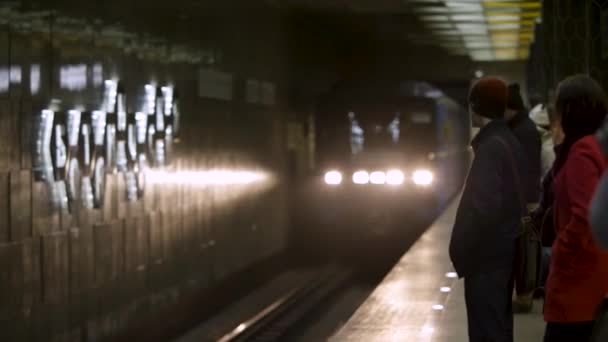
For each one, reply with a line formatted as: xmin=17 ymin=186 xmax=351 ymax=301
xmin=330 ymin=196 xmax=545 ymax=341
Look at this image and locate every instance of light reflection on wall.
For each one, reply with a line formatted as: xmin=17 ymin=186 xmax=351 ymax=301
xmin=0 ymin=66 xmax=22 ymax=93
xmin=146 ymin=169 xmax=275 ymax=206
xmin=60 ymin=64 xmax=88 ymax=90
xmin=146 ymin=169 xmax=269 ymax=186
xmin=30 ymin=64 xmax=40 ymax=95
xmin=9 ymin=66 xmax=21 ymax=84
xmin=92 ymin=63 xmax=103 ymax=86
xmin=0 ymin=68 xmax=8 ymax=93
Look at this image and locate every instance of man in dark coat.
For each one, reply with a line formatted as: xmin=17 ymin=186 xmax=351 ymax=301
xmin=506 ymin=83 xmax=542 ymax=203
xmin=449 ymin=76 xmax=528 ymax=342
xmin=505 ymin=83 xmax=543 ymax=313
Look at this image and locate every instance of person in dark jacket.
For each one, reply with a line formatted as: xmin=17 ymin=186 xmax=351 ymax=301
xmin=449 ymin=76 xmax=528 ymax=342
xmin=591 ymin=118 xmax=608 ymax=250
xmin=507 ymin=84 xmax=546 ymax=313
xmin=506 ymin=83 xmax=542 ymax=203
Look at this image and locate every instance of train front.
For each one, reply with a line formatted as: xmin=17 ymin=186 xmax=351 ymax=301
xmin=311 ymin=103 xmax=441 ymax=242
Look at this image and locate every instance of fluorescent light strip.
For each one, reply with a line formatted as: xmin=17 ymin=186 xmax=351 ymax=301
xmin=465 ymin=41 xmax=493 ymax=49
xmin=446 ymin=3 xmax=483 ymax=11
xmin=435 ymin=30 xmax=471 ymax=36
xmin=487 ymin=18 xmax=535 ymax=25
xmin=488 ymin=23 xmax=521 ymax=30
xmin=422 ymin=15 xmax=450 ymax=21
xmin=470 ymin=50 xmax=494 ymax=61
xmin=486 ymin=11 xmax=541 ymax=18
xmin=425 ymin=23 xmax=455 ymax=29
xmin=483 ymin=1 xmax=541 ymax=10
xmin=451 ymin=14 xmax=486 ymax=21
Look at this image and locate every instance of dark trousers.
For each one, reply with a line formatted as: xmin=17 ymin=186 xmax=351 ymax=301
xmin=544 ymin=321 xmax=594 ymax=342
xmin=464 ymin=268 xmax=514 ymax=342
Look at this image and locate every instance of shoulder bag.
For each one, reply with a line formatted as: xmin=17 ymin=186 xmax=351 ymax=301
xmin=495 ymin=137 xmax=543 ymax=295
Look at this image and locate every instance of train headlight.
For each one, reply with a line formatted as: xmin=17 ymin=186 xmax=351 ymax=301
xmin=386 ymin=170 xmax=405 ymax=185
xmin=324 ymin=170 xmax=342 ymax=185
xmin=413 ymin=169 xmax=433 ymax=186
xmin=352 ymin=170 xmax=369 ymax=185
xmin=370 ymin=171 xmax=386 ymax=184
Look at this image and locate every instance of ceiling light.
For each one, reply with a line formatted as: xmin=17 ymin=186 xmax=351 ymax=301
xmin=494 ymin=49 xmax=518 ymax=59
xmin=470 ymin=50 xmax=494 ymax=61
xmin=486 ymin=11 xmax=541 ymax=19
xmin=456 ymin=23 xmax=488 ymax=30
xmin=466 ymin=41 xmax=493 ymax=49
xmin=445 ymin=2 xmax=483 ymax=11
xmin=487 ymin=18 xmax=534 ymax=25
xmin=434 ymin=30 xmax=471 ymax=36
xmin=422 ymin=15 xmax=450 ymax=21
xmin=488 ymin=23 xmax=521 ymax=30
xmin=492 ymin=42 xmax=524 ymax=48
xmin=413 ymin=7 xmax=452 ymax=14
xmin=483 ymin=1 xmax=541 ymax=9
xmin=491 ymin=31 xmax=533 ymax=39
xmin=451 ymin=14 xmax=486 ymax=21
xmin=425 ymin=23 xmax=455 ymax=29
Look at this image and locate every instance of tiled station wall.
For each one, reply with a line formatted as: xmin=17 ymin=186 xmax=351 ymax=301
xmin=0 ymin=3 xmax=292 ymax=341
xmin=528 ymin=0 xmax=608 ymax=99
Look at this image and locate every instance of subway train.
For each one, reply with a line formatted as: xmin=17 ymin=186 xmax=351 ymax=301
xmin=298 ymin=80 xmax=472 ymax=251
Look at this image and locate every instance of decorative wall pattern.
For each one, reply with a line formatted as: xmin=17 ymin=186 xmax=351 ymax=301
xmin=0 ymin=3 xmax=291 ymax=341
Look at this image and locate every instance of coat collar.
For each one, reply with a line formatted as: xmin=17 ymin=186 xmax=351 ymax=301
xmin=471 ymin=118 xmax=507 ymax=151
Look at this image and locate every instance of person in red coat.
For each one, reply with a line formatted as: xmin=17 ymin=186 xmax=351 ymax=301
xmin=544 ymin=74 xmax=608 ymax=342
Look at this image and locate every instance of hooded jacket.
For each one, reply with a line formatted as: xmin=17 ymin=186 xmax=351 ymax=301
xmin=508 ymin=110 xmax=542 ymax=203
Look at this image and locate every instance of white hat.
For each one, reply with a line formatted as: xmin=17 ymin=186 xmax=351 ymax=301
xmin=529 ymin=103 xmax=550 ymax=127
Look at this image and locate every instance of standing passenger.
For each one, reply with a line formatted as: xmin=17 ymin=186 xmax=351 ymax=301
xmin=530 ymin=102 xmax=556 ymax=177
xmin=532 ymin=112 xmax=565 ymax=292
xmin=544 ymin=75 xmax=608 ymax=342
xmin=449 ymin=76 xmax=527 ymax=342
xmin=506 ymin=83 xmax=542 ymax=204
xmin=506 ymin=83 xmax=543 ymax=313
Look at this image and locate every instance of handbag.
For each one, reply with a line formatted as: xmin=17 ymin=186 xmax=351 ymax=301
xmin=495 ymin=137 xmax=543 ymax=295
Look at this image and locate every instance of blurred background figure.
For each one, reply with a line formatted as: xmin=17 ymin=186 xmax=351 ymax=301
xmin=530 ymin=101 xmax=555 ymax=177
xmin=506 ymin=83 xmax=541 ymax=205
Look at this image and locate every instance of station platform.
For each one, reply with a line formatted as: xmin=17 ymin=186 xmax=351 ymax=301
xmin=330 ymin=196 xmax=545 ymax=341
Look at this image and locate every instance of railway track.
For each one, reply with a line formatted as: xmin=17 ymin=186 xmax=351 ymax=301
xmin=217 ymin=265 xmax=352 ymax=342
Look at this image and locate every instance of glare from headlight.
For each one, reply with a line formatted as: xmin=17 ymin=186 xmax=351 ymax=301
xmin=386 ymin=170 xmax=405 ymax=185
xmin=370 ymin=171 xmax=386 ymax=184
xmin=413 ymin=169 xmax=433 ymax=186
xmin=324 ymin=170 xmax=342 ymax=185
xmin=353 ymin=170 xmax=370 ymax=184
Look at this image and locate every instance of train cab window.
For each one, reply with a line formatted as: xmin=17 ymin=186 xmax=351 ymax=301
xmin=349 ymin=111 xmax=364 ymax=155
xmin=387 ymin=113 xmax=400 ymax=144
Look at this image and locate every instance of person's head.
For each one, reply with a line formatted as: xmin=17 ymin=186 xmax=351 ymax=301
xmin=468 ymin=76 xmax=508 ymax=128
xmin=556 ymin=74 xmax=607 ymax=144
xmin=543 ymin=89 xmax=564 ymax=144
xmin=506 ymin=83 xmax=525 ymax=120
xmin=529 ymin=93 xmax=543 ymax=109
xmin=554 ymin=74 xmax=607 ymax=171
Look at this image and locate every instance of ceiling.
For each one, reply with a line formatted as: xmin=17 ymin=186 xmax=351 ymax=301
xmin=275 ymin=0 xmax=542 ymax=62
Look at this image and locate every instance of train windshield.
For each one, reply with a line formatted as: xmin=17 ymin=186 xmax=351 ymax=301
xmin=349 ymin=111 xmax=402 ymax=155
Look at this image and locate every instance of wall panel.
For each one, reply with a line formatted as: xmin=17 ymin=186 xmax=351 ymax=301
xmin=0 ymin=2 xmax=293 ymax=340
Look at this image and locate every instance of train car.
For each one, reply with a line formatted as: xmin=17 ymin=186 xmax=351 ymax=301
xmin=299 ymin=80 xmax=472 ymax=250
